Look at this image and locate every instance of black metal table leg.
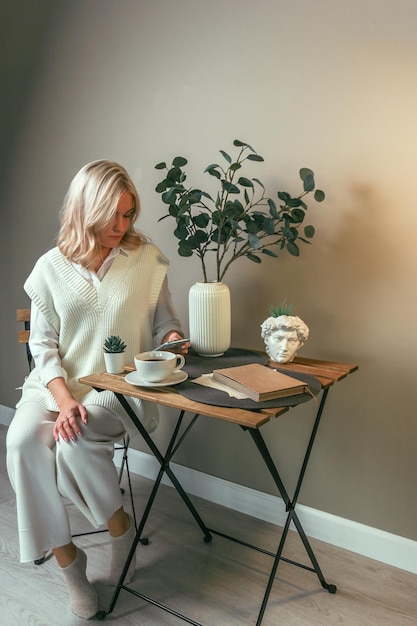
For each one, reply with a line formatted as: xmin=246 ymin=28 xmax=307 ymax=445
xmin=115 ymin=394 xmax=211 ymax=543
xmin=247 ymin=388 xmax=336 ymax=625
xmin=98 ymin=396 xmax=211 ymax=621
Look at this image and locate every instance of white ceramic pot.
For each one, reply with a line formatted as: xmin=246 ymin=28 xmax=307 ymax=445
xmin=104 ymin=352 xmax=125 ymax=374
xmin=188 ymin=281 xmax=231 ymax=357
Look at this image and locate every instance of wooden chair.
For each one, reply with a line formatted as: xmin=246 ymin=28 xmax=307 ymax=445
xmin=16 ymin=309 xmax=137 ymax=563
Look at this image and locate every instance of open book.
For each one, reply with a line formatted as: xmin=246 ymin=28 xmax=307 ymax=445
xmin=212 ymin=363 xmax=309 ymax=402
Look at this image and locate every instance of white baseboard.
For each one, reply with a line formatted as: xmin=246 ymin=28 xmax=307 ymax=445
xmin=114 ymin=445 xmax=417 ymax=576
xmin=2 ymin=405 xmax=416 ymax=575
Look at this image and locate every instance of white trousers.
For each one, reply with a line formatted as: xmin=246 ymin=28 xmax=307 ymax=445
xmin=6 ymin=402 xmax=126 ymax=563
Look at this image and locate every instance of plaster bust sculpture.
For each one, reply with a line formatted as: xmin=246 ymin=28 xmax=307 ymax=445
xmin=260 ymin=314 xmax=309 ymax=364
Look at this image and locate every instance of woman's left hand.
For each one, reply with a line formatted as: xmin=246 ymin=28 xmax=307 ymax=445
xmin=160 ymin=331 xmax=190 ymax=355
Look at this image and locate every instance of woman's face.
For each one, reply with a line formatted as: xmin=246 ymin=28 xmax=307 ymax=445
xmin=98 ymin=192 xmax=135 ymax=252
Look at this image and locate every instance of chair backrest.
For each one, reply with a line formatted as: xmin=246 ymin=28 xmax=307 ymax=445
xmin=16 ymin=308 xmax=33 ymax=372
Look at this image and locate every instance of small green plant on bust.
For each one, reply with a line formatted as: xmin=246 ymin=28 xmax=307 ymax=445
xmin=155 ymin=139 xmax=325 ymax=282
xmin=269 ymin=298 xmax=294 ymax=318
xmin=261 ymin=298 xmax=309 ymax=364
xmin=103 ymin=335 xmax=127 ymax=354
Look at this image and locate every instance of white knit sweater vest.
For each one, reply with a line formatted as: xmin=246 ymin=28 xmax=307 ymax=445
xmin=18 ymin=243 xmax=169 ymax=435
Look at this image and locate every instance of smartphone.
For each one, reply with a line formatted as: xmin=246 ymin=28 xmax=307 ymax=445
xmin=155 ymin=338 xmax=190 ymax=351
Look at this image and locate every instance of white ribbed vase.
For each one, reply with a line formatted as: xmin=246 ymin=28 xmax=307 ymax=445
xmin=188 ymin=281 xmax=231 ymax=357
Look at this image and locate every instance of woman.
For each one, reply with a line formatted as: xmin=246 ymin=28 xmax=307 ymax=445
xmin=6 ymin=160 xmax=188 ymax=619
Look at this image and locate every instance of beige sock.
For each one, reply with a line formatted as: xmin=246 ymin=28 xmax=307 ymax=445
xmin=108 ymin=514 xmax=136 ymax=586
xmin=60 ymin=547 xmax=98 ymax=619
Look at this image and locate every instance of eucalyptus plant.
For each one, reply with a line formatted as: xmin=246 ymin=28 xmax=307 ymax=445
xmin=155 ymin=139 xmax=325 ymax=283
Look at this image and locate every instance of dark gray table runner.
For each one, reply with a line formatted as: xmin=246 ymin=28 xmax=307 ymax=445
xmin=177 ymin=348 xmax=321 ymax=410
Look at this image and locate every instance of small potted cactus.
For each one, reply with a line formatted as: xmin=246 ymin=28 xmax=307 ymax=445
xmin=103 ymin=335 xmax=127 ymax=374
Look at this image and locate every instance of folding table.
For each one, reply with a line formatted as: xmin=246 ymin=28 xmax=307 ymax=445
xmin=79 ymin=353 xmax=357 ymax=625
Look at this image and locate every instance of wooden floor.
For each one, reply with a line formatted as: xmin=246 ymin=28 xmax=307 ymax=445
xmin=1 ymin=423 xmax=416 ymax=626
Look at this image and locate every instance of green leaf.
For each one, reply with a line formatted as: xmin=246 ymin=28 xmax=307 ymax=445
xmin=231 ymin=199 xmax=244 ymax=212
xmin=173 ymin=156 xmax=187 ymax=167
xmin=188 ymin=231 xmax=208 ymax=246
xmin=205 ymin=165 xmax=222 ymax=179
xmin=262 ymin=248 xmax=278 ymax=257
xmin=304 ymin=225 xmax=315 ymax=238
xmin=299 ymin=167 xmax=314 ymax=181
xmin=177 ymin=214 xmax=191 ymax=227
xmin=253 ymin=178 xmax=265 ymax=189
xmin=290 ymin=208 xmax=305 ymax=223
xmin=178 ymin=240 xmax=194 ymax=257
xmin=219 ymin=150 xmax=232 ymax=163
xmin=162 ymin=188 xmax=178 ymax=204
xmin=268 ymin=198 xmax=279 ymax=218
xmin=189 ymin=189 xmax=202 ymax=204
xmin=229 ymin=162 xmax=242 ymax=172
xmin=303 ymin=174 xmax=315 ymax=192
xmin=224 ymin=205 xmax=242 ymax=219
xmin=155 ymin=162 xmax=166 ymax=170
xmin=167 ymin=167 xmax=184 ymax=184
xmin=177 ymin=204 xmax=191 ymax=217
xmin=286 ymin=241 xmax=300 ymax=256
xmin=248 ymin=233 xmax=260 ymax=249
xmin=174 ymin=224 xmax=189 ymax=239
xmin=193 ymin=213 xmax=210 ymax=228
xmin=155 ymin=181 xmax=167 ymax=193
xmin=263 ymin=217 xmax=275 ymax=235
xmin=314 ymin=189 xmax=325 ymax=202
xmin=233 ymin=139 xmax=255 ymax=151
xmin=282 ymin=226 xmax=298 ymax=239
xmin=222 ymin=180 xmax=240 ymax=194
xmin=212 ymin=210 xmax=221 ymax=226
xmin=238 ymin=177 xmax=254 ymax=188
xmin=244 ymin=219 xmax=259 ymax=234
xmin=278 ymin=191 xmax=291 ymax=203
xmin=247 ymin=252 xmax=262 ymax=263
xmin=287 ymin=197 xmax=303 ymax=207
xmin=247 ymin=154 xmax=264 ymax=162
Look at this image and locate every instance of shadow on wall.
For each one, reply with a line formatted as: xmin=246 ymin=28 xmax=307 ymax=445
xmin=229 ymin=182 xmax=397 ymax=359
xmin=1 ymin=1 xmax=58 ymax=182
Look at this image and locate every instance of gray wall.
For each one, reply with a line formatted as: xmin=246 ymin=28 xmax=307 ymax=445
xmin=2 ymin=0 xmax=417 ymax=542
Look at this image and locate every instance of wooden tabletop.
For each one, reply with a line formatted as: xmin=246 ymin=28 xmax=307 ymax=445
xmin=273 ymin=356 xmax=358 ymax=389
xmin=79 ymin=355 xmax=358 ymax=430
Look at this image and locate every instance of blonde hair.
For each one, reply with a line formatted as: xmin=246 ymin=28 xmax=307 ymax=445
xmin=57 ymin=160 xmax=148 ymax=268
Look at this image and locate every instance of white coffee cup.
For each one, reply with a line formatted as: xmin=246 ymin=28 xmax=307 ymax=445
xmin=134 ymin=351 xmax=185 ymax=383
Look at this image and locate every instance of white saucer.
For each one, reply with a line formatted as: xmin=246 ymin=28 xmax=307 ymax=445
xmin=124 ymin=370 xmax=188 ymax=387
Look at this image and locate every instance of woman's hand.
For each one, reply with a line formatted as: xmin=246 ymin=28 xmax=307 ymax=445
xmin=48 ymin=377 xmax=88 ymax=443
xmin=160 ymin=331 xmax=190 ymax=355
xmin=53 ymin=401 xmax=88 ymax=443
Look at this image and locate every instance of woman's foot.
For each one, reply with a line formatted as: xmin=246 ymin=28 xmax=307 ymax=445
xmin=60 ymin=547 xmax=98 ymax=619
